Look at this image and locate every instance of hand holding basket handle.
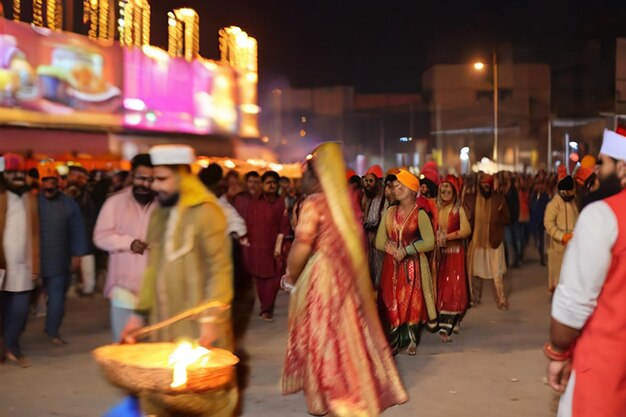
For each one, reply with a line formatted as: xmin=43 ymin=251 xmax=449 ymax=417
xmin=120 ymin=301 xmax=229 ymax=344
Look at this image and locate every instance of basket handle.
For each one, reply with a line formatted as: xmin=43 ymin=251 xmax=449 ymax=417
xmin=126 ymin=301 xmax=229 ymax=341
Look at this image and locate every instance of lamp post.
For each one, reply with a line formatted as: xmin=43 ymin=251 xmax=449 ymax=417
xmin=474 ymin=51 xmax=499 ymax=166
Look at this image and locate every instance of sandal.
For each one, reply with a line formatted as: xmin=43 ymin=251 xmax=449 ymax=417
xmin=5 ymin=351 xmax=30 ymax=368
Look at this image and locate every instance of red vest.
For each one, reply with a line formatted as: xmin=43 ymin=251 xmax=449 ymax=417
xmin=572 ymin=189 xmax=626 ymax=416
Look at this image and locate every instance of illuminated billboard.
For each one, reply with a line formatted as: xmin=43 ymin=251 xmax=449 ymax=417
xmin=0 ymin=18 xmax=258 ymax=137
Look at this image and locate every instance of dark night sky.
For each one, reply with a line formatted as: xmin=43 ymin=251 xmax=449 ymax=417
xmin=5 ymin=0 xmax=626 ymax=92
xmin=150 ymin=0 xmax=626 ymax=93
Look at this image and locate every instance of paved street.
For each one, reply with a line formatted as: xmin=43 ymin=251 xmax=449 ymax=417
xmin=1 ymin=256 xmax=559 ymax=417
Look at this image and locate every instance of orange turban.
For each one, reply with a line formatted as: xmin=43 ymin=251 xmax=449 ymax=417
xmin=396 ymin=169 xmax=420 ymax=192
xmin=38 ymin=162 xmax=58 ymax=180
xmin=580 ymin=155 xmax=596 ymax=169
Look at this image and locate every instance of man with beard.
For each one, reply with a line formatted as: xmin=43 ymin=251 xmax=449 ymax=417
xmin=93 ymin=154 xmax=156 ymax=342
xmin=38 ymin=163 xmax=88 ymax=345
xmin=245 ymin=170 xmax=290 ymax=322
xmin=0 ymin=154 xmax=40 ymax=367
xmin=121 ymin=145 xmax=236 ymax=417
xmin=65 ymin=166 xmax=97 ymax=296
xmin=544 ymin=168 xmax=579 ymax=294
xmin=466 ymin=173 xmax=511 ymax=310
xmin=361 ymin=165 xmax=386 ymax=288
xmin=581 ymin=131 xmax=626 ymax=209
xmin=546 ymin=128 xmax=626 ymax=417
xmin=122 ymin=145 xmax=233 ymax=347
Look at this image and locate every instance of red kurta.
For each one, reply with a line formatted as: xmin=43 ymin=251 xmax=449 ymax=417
xmin=436 ymin=205 xmax=469 ymax=335
xmin=245 ymin=194 xmax=290 ymax=278
xmin=571 ymin=190 xmax=626 ymax=416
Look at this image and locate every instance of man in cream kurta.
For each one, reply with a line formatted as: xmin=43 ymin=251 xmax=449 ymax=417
xmin=544 ymin=172 xmax=578 ymax=292
xmin=0 ymin=153 xmax=39 ymax=367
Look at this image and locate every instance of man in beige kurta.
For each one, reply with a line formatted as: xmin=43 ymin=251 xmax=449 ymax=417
xmin=544 ymin=173 xmax=578 ymax=292
xmin=466 ymin=173 xmax=511 ymax=310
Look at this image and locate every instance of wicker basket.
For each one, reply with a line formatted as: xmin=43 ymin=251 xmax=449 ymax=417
xmin=92 ymin=343 xmax=239 ymax=394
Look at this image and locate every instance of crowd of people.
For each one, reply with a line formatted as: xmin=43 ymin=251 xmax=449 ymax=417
xmin=1 ymin=127 xmax=626 ymax=416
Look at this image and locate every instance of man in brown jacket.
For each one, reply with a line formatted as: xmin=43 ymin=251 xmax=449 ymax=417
xmin=0 ymin=153 xmax=40 ymax=368
xmin=466 ymin=173 xmax=511 ymax=310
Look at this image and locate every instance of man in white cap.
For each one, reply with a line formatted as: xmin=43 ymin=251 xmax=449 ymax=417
xmin=121 ymin=145 xmax=234 ymax=352
xmin=546 ymin=128 xmax=626 ymax=416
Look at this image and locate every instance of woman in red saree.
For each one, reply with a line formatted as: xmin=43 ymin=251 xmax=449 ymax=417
xmin=435 ymin=176 xmax=471 ymax=343
xmin=375 ymin=170 xmax=437 ymax=355
xmin=281 ymin=143 xmax=408 ymax=417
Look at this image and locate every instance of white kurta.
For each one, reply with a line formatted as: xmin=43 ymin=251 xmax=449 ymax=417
xmin=1 ymin=192 xmax=34 ymax=292
xmin=551 ymin=200 xmax=616 ymax=417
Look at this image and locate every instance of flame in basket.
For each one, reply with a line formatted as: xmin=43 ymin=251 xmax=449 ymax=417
xmin=168 ymin=340 xmax=212 ymax=388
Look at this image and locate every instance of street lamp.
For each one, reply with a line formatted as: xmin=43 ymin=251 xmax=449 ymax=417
xmin=473 ymin=51 xmax=499 ymax=165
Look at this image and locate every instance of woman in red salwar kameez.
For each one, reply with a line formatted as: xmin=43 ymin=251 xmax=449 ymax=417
xmin=375 ymin=170 xmax=437 ymax=355
xmin=281 ymin=143 xmax=408 ymax=417
xmin=435 ymin=177 xmax=471 ymax=343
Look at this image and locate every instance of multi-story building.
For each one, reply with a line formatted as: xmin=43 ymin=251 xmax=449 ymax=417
xmin=423 ymin=62 xmax=550 ymax=172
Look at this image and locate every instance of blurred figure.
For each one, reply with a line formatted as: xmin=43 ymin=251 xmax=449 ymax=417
xmin=419 ymin=161 xmax=439 ymax=199
xmin=376 ymin=170 xmax=437 ymax=354
xmin=466 ymin=173 xmax=511 ymax=310
xmin=502 ymin=172 xmax=521 ymax=268
xmin=517 ymin=175 xmax=531 ymax=260
xmin=93 ymin=154 xmax=156 ymax=342
xmin=361 ymin=165 xmax=385 ymax=288
xmin=383 ymin=172 xmax=398 ymax=206
xmin=65 ymin=166 xmax=97 ymax=296
xmin=26 ymin=168 xmax=39 ymax=191
xmin=435 ymin=176 xmax=471 ymax=342
xmin=0 ymin=153 xmax=40 ymax=367
xmin=547 ymin=128 xmax=626 ymax=417
xmin=38 ymin=164 xmax=88 ymax=345
xmin=199 ymin=164 xmax=250 ymax=342
xmin=544 ymin=169 xmax=578 ymax=294
xmin=529 ymin=175 xmax=550 ymax=266
xmin=224 ymin=170 xmax=244 ymax=202
xmin=109 ymin=171 xmax=129 ymax=194
xmin=282 ymin=143 xmax=408 ymax=416
xmin=245 ymin=171 xmax=289 ymax=322
xmin=574 ymin=155 xmax=597 ymax=210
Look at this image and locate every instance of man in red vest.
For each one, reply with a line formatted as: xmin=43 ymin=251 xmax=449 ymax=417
xmin=546 ymin=128 xmax=626 ymax=416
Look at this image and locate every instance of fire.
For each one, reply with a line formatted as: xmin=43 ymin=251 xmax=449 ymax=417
xmin=168 ymin=340 xmax=212 ymax=389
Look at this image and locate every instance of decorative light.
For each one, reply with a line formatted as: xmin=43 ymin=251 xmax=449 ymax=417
xmin=240 ymin=104 xmax=260 ymax=114
xmin=219 ymin=26 xmax=257 ymax=74
xmin=224 ymin=160 xmax=236 ymax=169
xmin=30 ymin=0 xmax=64 ymax=29
xmin=33 ymin=0 xmax=43 ymax=27
xmin=84 ymin=0 xmax=113 ymax=39
xmin=167 ymin=8 xmax=199 ymax=61
xmin=13 ymin=0 xmax=20 ymax=21
xmin=121 ymin=0 xmax=150 ymax=47
xmin=473 ymin=62 xmax=485 ymax=71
